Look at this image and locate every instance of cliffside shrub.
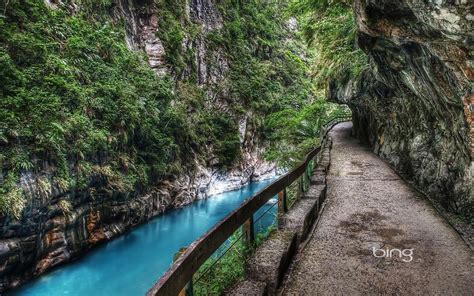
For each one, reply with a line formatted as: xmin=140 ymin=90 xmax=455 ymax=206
xmin=0 ymin=187 xmax=25 ymax=220
xmin=264 ymin=100 xmax=343 ymax=168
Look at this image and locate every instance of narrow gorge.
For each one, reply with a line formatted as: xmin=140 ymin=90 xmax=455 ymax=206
xmin=0 ymin=0 xmax=341 ymax=291
xmin=0 ymin=0 xmax=472 ymax=295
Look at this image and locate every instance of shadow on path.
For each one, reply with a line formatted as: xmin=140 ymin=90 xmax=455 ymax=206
xmin=282 ymin=122 xmax=473 ymax=295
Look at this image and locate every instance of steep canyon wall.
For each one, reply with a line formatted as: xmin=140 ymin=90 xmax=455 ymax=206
xmin=329 ymin=0 xmax=473 ymax=217
xmin=0 ymin=0 xmax=282 ymax=291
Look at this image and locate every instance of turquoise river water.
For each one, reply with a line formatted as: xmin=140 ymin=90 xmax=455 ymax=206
xmin=11 ymin=179 xmax=277 ymax=296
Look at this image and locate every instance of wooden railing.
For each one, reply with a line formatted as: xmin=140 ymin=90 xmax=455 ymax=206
xmin=147 ymin=116 xmax=351 ymax=296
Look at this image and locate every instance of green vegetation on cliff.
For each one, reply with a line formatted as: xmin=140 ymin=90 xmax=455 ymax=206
xmin=0 ymin=0 xmax=344 ymax=218
xmin=288 ymin=0 xmax=367 ymax=86
xmin=263 ymin=0 xmax=363 ymax=167
xmin=0 ymin=1 xmax=180 ymax=218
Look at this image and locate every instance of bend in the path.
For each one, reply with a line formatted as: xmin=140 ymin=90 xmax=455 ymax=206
xmin=282 ymin=122 xmax=473 ymax=295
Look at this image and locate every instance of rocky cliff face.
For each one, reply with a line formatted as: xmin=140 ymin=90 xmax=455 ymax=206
xmin=113 ymin=0 xmax=276 ymax=200
xmin=0 ymin=0 xmax=278 ymax=291
xmin=329 ymin=0 xmax=473 ymax=217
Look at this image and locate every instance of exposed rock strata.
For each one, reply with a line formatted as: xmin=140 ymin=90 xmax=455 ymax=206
xmin=329 ymin=0 xmax=473 ymax=217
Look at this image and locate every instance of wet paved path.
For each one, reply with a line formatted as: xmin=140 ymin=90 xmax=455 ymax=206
xmin=282 ymin=122 xmax=473 ymax=295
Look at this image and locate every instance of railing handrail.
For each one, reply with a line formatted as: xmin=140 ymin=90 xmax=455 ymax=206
xmin=146 ymin=115 xmax=351 ymax=296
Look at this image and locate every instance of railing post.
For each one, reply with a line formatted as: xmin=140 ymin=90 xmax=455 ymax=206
xmin=308 ymin=159 xmax=314 ymax=177
xmin=297 ymin=176 xmax=304 ymax=198
xmin=174 ymin=248 xmax=193 ymax=296
xmin=277 ymin=188 xmax=288 ymax=229
xmin=278 ymin=188 xmax=288 ymax=214
xmin=304 ymin=162 xmax=311 ymax=191
xmin=242 ymin=216 xmax=255 ymax=246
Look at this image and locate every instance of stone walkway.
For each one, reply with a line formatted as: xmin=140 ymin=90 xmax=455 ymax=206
xmin=282 ymin=123 xmax=473 ymax=295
